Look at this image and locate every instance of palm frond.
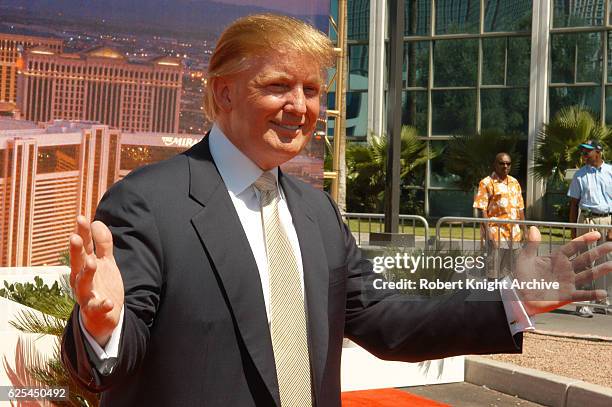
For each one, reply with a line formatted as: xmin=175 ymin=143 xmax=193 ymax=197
xmin=25 ymin=294 xmax=74 ymax=321
xmin=533 ymin=105 xmax=609 ymax=181
xmin=3 ymin=277 xmax=98 ymax=406
xmin=4 ymin=337 xmax=99 ymax=406
xmin=400 ymin=125 xmax=437 ymax=177
xmin=3 ymin=337 xmax=46 ymax=388
xmin=346 ymin=125 xmax=430 ymax=212
xmin=10 ymin=310 xmax=66 ymax=337
xmin=28 ymin=343 xmax=99 ymax=406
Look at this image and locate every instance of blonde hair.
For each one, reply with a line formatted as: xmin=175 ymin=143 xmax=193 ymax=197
xmin=203 ymin=13 xmax=335 ymax=121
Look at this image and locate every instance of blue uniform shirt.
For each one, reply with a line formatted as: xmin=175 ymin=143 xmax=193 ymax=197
xmin=567 ymin=162 xmax=612 ymax=214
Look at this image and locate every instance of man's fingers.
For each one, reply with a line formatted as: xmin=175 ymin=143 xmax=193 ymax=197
xmin=526 ymin=226 xmax=541 ymax=242
xmin=558 ymin=231 xmax=601 ymax=257
xmin=574 ymin=260 xmax=612 ymax=286
xmin=91 ymin=221 xmax=114 ymax=259
xmin=69 ymin=234 xmax=85 ymax=288
xmin=73 ymin=252 xmax=116 ymax=324
xmin=521 ymin=226 xmax=541 ymax=258
xmin=571 ymin=289 xmax=609 ymax=303
xmin=76 ymin=215 xmax=94 ymax=255
xmin=75 ymin=255 xmax=97 ymax=302
xmin=571 ymin=242 xmax=612 ymax=273
xmin=84 ymin=296 xmax=114 ymax=315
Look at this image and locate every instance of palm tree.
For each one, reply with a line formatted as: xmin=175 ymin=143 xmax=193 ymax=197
xmin=345 ymin=125 xmax=436 ymax=212
xmin=444 ymin=129 xmax=523 ymax=192
xmin=533 ymin=105 xmax=612 ymax=183
xmin=2 ymin=265 xmax=99 ymax=406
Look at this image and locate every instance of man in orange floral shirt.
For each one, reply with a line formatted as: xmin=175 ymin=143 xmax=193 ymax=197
xmin=473 ymin=152 xmax=525 ymax=279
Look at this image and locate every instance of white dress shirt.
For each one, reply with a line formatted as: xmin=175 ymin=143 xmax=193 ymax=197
xmin=208 ymin=124 xmax=305 ymax=321
xmin=80 ymin=124 xmax=533 ymax=361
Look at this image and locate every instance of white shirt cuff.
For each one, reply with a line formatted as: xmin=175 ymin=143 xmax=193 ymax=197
xmin=499 ymin=277 xmax=535 ymax=336
xmin=78 ymin=305 xmax=124 ymax=360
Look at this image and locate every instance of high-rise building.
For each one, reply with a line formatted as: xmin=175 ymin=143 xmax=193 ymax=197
xmin=0 ymin=33 xmax=63 ymax=108
xmin=348 ymin=0 xmax=370 ymax=40
xmin=0 ymin=119 xmax=201 ymax=266
xmin=571 ymin=0 xmax=605 ymax=25
xmin=435 ymin=0 xmax=480 ymax=33
xmin=484 ymin=0 xmax=533 ymax=31
xmin=18 ymin=46 xmax=182 ymax=133
xmin=405 ymin=0 xmax=431 ymax=36
xmin=552 ymin=0 xmax=606 ymax=26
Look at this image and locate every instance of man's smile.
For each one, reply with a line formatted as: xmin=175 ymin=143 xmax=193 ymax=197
xmin=270 ymin=121 xmax=304 ymax=133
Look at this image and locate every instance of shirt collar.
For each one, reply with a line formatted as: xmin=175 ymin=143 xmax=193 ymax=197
xmin=490 ymin=172 xmax=508 ymax=182
xmin=586 ymin=162 xmax=607 ymax=172
xmin=208 ymin=124 xmax=278 ymax=196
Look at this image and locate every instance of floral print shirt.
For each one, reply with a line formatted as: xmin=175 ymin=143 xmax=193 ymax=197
xmin=473 ymin=173 xmax=524 ymax=243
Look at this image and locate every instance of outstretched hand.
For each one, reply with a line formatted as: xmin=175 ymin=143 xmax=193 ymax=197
xmin=514 ymin=226 xmax=612 ymax=316
xmin=69 ymin=216 xmax=124 ymax=347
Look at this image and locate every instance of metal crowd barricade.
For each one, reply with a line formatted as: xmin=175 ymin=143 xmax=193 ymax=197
xmin=342 ymin=213 xmax=611 ymax=311
xmin=435 ymin=216 xmax=612 ymax=254
xmin=342 ymin=212 xmax=430 ymax=249
xmin=436 ymin=216 xmax=612 ymax=311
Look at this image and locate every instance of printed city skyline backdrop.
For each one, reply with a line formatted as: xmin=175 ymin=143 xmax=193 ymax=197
xmin=0 ymin=0 xmax=330 ymax=266
xmin=0 ymin=0 xmax=330 ymax=134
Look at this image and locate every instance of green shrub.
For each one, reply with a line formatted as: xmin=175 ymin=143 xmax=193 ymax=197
xmin=1 ymin=274 xmax=99 ymax=406
xmin=0 ymin=276 xmax=73 ymax=320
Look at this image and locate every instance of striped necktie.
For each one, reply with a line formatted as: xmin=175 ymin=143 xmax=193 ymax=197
xmin=254 ymin=171 xmax=312 ymax=406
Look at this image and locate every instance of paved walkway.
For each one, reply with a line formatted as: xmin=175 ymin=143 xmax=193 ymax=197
xmin=403 ymin=382 xmax=545 ymax=407
xmin=398 ymin=305 xmax=611 ymax=406
xmin=534 ymin=304 xmax=612 ymax=339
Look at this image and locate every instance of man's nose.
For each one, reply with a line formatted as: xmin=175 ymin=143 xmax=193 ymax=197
xmin=285 ymin=87 xmax=307 ymax=114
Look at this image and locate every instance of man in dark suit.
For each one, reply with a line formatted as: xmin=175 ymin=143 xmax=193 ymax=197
xmin=62 ymin=14 xmax=612 ymax=407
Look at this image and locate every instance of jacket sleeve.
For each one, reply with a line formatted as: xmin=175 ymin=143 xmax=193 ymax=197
xmin=326 ymin=198 xmax=522 ymax=362
xmin=61 ymin=178 xmax=164 ymax=392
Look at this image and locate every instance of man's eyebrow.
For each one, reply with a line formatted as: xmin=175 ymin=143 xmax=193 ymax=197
xmin=254 ymin=72 xmax=323 ymax=85
xmin=256 ymin=72 xmax=292 ymax=82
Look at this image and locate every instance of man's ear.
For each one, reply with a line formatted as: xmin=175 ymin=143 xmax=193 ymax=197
xmin=211 ymin=77 xmax=232 ymax=113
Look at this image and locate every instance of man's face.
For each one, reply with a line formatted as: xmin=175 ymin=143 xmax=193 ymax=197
xmin=581 ymin=148 xmax=598 ymax=166
xmin=494 ymin=155 xmax=512 ymax=178
xmin=220 ymin=52 xmax=322 ymax=170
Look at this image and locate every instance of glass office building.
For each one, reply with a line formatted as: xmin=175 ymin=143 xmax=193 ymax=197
xmin=340 ymin=0 xmax=612 ymax=218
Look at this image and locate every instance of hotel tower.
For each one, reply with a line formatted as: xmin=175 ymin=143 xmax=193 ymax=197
xmin=18 ymin=46 xmax=182 ymax=133
xmin=0 ymin=33 xmax=63 ymax=108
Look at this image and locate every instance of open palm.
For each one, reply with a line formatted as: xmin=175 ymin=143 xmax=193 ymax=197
xmin=514 ymin=227 xmax=611 ymax=316
xmin=69 ymin=216 xmax=124 ymax=346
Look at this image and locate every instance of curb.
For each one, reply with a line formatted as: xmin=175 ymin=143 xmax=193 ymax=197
xmin=465 ymin=356 xmax=612 ymax=407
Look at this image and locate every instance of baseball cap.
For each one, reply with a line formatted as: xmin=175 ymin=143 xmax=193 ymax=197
xmin=579 ymin=140 xmax=603 ymax=151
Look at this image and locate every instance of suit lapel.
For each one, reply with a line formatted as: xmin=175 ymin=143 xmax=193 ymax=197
xmin=186 ymin=139 xmax=280 ymax=405
xmin=279 ymin=172 xmax=330 ymax=404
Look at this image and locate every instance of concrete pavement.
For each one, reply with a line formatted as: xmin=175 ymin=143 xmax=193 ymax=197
xmin=400 ymin=353 xmax=612 ymax=407
xmin=404 ymin=382 xmax=545 ymax=407
xmin=533 ymin=304 xmax=612 ymax=339
xmin=396 ymin=305 xmax=611 ymax=406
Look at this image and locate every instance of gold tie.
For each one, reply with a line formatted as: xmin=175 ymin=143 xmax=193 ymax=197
xmin=254 ymin=172 xmax=312 ymax=406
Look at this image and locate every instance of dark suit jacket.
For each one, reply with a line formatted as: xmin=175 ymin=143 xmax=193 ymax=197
xmin=61 ymin=138 xmax=521 ymax=406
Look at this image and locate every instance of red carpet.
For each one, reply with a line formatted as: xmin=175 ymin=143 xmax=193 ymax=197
xmin=341 ymin=388 xmax=450 ymax=407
